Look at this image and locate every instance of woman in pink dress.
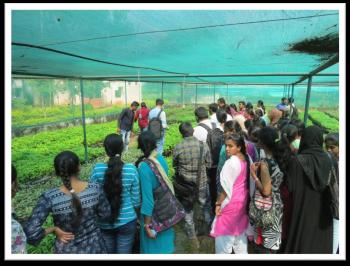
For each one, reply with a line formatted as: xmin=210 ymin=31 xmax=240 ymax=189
xmin=210 ymin=133 xmax=253 ymax=254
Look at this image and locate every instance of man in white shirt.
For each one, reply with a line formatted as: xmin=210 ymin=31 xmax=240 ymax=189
xmin=193 ymin=107 xmax=216 ymax=143
xmin=209 ymin=103 xmax=219 ymax=126
xmin=225 ymin=110 xmax=233 ymax=122
xmin=149 ymin=98 xmax=168 ymax=154
xmin=209 ymin=103 xmax=232 ymax=128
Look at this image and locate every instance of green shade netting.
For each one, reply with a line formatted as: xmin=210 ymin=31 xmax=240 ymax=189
xmin=12 ymin=10 xmax=339 ymax=84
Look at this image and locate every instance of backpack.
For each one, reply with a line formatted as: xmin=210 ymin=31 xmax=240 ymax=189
xmin=142 ymin=159 xmax=186 ymax=232
xmin=148 ymin=109 xmax=163 ymax=140
xmin=206 ymin=127 xmax=224 ymax=168
xmin=290 ymin=104 xmax=299 ymax=120
xmin=326 ymin=152 xmax=339 ymax=220
xmin=198 ymin=122 xmax=216 ymax=135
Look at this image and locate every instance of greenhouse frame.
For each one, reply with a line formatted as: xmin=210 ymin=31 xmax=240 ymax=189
xmin=11 ymin=9 xmax=340 ymax=161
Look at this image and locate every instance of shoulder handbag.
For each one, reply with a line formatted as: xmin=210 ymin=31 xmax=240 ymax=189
xmin=173 ymin=142 xmax=204 ymax=207
xmin=248 ymin=159 xmax=276 ymax=229
xmin=143 ymin=159 xmax=186 ymax=233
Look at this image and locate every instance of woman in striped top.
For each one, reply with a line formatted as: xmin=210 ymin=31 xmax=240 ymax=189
xmin=90 ymin=133 xmax=141 ymax=254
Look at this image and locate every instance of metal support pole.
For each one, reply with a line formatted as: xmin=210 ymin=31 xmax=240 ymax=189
xmin=124 ymin=81 xmax=127 ymax=107
xmin=288 ymin=85 xmax=290 ymax=98
xmin=226 ymin=84 xmax=229 ymax=99
xmin=195 ymin=84 xmax=198 ymax=108
xmin=214 ymin=84 xmax=216 ymax=102
xmin=139 ymin=81 xmax=141 ymax=103
xmin=285 ymin=85 xmax=287 ymax=97
xmin=304 ymin=76 xmax=313 ymax=125
xmin=182 ymin=83 xmax=185 ymax=108
xmin=161 ymin=82 xmax=164 ymax=100
xmin=291 ymin=84 xmax=295 ymax=98
xmin=80 ymin=79 xmax=88 ymax=162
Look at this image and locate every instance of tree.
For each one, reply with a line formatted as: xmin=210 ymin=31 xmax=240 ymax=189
xmin=25 ymin=79 xmax=56 ymax=118
xmin=66 ymin=79 xmax=80 ymax=118
xmin=82 ymin=80 xmax=105 ymax=99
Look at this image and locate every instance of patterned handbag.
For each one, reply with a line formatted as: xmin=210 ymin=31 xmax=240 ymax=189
xmin=143 ymin=159 xmax=186 ymax=233
xmin=249 ymin=189 xmax=275 ymax=229
xmin=248 ymin=159 xmax=276 ymax=229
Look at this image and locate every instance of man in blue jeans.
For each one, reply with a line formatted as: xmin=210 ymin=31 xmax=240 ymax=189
xmin=117 ymin=101 xmax=139 ymax=152
xmin=149 ymin=99 xmax=168 ymax=154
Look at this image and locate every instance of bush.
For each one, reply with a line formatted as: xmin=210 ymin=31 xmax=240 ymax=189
xmin=12 ymin=98 xmax=28 ymax=109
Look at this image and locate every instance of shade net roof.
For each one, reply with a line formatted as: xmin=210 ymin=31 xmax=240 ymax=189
xmin=12 ymin=10 xmax=339 ymax=84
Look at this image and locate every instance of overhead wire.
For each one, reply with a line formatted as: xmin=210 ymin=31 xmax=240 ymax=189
xmin=37 ymin=12 xmax=339 ymax=47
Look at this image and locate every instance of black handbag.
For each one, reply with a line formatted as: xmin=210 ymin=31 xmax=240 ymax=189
xmin=173 ymin=142 xmax=204 ymax=211
xmin=173 ymin=174 xmax=197 ymax=211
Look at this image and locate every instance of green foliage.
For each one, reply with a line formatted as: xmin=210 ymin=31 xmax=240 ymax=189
xmin=80 ymin=80 xmax=106 ymax=99
xmin=297 ymin=111 xmax=313 ymax=127
xmin=83 ymin=103 xmax=94 ymax=111
xmin=298 ymin=109 xmax=339 ymax=131
xmin=12 ymin=98 xmax=28 ymax=109
xmin=166 ymin=106 xmax=196 ymax=123
xmin=12 ymin=106 xmax=199 ymax=182
xmin=165 ymin=156 xmax=174 ymax=179
xmin=163 ymin=123 xmax=183 ymax=153
xmin=326 ymin=110 xmax=339 ymax=120
xmin=12 ymin=105 xmax=123 ymax=127
xmin=24 ymin=79 xmax=55 ymax=107
xmin=12 ymin=121 xmax=117 ymax=182
xmin=308 ymin=109 xmax=339 ymax=131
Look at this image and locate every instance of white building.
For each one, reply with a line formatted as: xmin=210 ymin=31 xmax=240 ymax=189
xmin=53 ymin=90 xmax=70 ymax=105
xmin=53 ymin=91 xmax=82 ymax=106
xmin=101 ymin=81 xmax=142 ymax=105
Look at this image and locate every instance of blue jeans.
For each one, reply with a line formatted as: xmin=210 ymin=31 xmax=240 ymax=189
xmin=156 ymin=130 xmax=165 ymax=155
xmin=100 ymin=220 xmax=137 ymax=254
xmin=120 ymin=130 xmax=131 ymax=152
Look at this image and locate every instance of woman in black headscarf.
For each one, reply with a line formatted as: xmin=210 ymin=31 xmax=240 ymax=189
xmin=283 ymin=126 xmax=333 ymax=253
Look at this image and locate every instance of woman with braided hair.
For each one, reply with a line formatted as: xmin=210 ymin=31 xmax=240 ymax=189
xmin=24 ymin=151 xmax=111 ymax=253
xmin=90 ymin=134 xmax=141 ymax=254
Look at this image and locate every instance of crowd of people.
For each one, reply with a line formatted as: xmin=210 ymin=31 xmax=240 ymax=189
xmin=11 ymin=97 xmax=339 ymax=255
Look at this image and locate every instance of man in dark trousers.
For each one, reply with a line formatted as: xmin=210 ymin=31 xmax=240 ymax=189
xmin=173 ymin=122 xmax=212 ymax=251
xmin=206 ymin=109 xmax=226 ymax=215
xmin=117 ymin=101 xmax=139 ymax=151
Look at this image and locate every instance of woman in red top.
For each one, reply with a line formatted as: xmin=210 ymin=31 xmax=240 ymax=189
xmin=134 ymin=102 xmax=150 ymax=132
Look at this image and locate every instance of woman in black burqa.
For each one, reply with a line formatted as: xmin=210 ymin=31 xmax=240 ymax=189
xmin=284 ymin=125 xmax=333 ymax=254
